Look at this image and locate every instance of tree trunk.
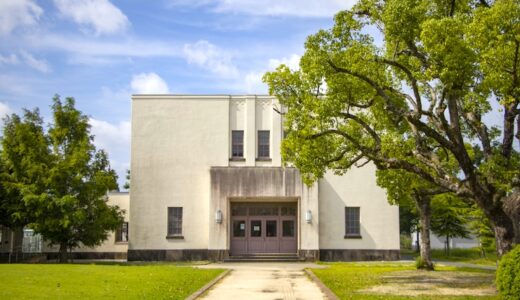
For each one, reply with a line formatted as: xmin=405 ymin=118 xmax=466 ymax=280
xmin=416 ymin=230 xmax=420 ymax=253
xmin=446 ymin=235 xmax=450 ymax=256
xmin=59 ymin=243 xmax=68 ymax=263
xmin=470 ymin=187 xmax=516 ymax=258
xmin=416 ymin=194 xmax=434 ymax=270
xmin=480 ymin=197 xmax=516 ymax=258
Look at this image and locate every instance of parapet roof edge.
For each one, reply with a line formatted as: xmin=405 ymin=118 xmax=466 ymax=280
xmin=132 ymin=94 xmax=274 ymax=100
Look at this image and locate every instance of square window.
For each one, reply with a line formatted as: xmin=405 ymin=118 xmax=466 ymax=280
xmin=345 ymin=207 xmax=360 ymax=237
xmin=257 ymin=130 xmax=270 ymax=158
xmin=168 ymin=207 xmax=183 ymax=236
xmin=231 ymin=130 xmax=244 ymax=158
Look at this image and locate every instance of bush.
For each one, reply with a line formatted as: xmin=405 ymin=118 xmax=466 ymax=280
xmin=496 ymin=245 xmax=520 ymax=299
xmin=415 ymin=256 xmax=434 ymax=270
xmin=400 ymin=234 xmax=412 ymax=250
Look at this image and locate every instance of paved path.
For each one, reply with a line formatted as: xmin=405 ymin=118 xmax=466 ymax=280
xmin=197 ymin=263 xmax=329 ymax=300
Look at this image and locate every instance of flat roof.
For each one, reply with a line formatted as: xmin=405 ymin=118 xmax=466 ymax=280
xmin=131 ymin=94 xmax=274 ymax=100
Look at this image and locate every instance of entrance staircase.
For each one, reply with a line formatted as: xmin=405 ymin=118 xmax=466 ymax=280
xmin=223 ymin=254 xmax=304 ymax=262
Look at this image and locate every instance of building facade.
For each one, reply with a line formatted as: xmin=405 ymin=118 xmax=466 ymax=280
xmin=128 ymin=95 xmax=400 ymax=261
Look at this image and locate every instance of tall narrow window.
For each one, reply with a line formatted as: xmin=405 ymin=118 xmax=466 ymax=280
xmin=168 ymin=207 xmax=183 ymax=236
xmin=257 ymin=130 xmax=270 ymax=158
xmin=345 ymin=207 xmax=361 ymax=237
xmin=231 ymin=130 xmax=244 ymax=158
xmin=115 ymin=222 xmax=129 ymax=242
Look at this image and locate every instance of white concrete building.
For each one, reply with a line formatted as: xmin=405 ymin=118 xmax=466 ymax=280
xmin=128 ymin=95 xmax=400 ymax=261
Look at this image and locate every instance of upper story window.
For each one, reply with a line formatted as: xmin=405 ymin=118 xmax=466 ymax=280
xmin=345 ymin=207 xmax=361 ymax=238
xmin=257 ymin=130 xmax=270 ymax=158
xmin=231 ymin=130 xmax=244 ymax=158
xmin=167 ymin=207 xmax=183 ymax=237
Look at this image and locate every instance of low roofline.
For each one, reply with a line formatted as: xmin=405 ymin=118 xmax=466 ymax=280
xmin=132 ymin=94 xmax=274 ymax=100
xmin=108 ymin=191 xmax=129 ymax=195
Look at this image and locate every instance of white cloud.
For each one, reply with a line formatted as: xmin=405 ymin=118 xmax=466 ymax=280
xmin=0 ymin=52 xmax=51 ymax=73
xmin=19 ymin=51 xmax=51 ymax=73
xmin=168 ymin=0 xmax=355 ymax=17
xmin=268 ymin=54 xmax=300 ymax=71
xmin=0 ymin=102 xmax=13 ymax=119
xmin=131 ymin=73 xmax=170 ymax=94
xmin=89 ymin=118 xmax=131 ymax=189
xmin=0 ymin=54 xmax=19 ymax=65
xmin=242 ymin=54 xmax=301 ymax=93
xmin=24 ymin=33 xmax=181 ymax=58
xmin=53 ymin=0 xmax=129 ymax=35
xmin=244 ymin=71 xmax=267 ymax=94
xmin=183 ymin=40 xmax=238 ymax=77
xmin=0 ymin=0 xmax=43 ymax=35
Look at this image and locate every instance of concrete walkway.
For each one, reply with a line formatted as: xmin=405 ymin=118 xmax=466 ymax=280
xmin=197 ymin=263 xmax=329 ymax=300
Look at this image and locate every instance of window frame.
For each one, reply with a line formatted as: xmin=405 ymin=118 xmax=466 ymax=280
xmin=231 ymin=130 xmax=244 ymax=159
xmin=115 ymin=222 xmax=129 ymax=243
xmin=257 ymin=130 xmax=270 ymax=159
xmin=167 ymin=207 xmax=184 ymax=239
xmin=344 ymin=206 xmax=361 ymax=238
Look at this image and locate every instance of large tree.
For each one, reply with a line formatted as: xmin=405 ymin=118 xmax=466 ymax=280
xmin=264 ymin=0 xmax=520 ymax=256
xmin=2 ymin=96 xmax=123 ymax=262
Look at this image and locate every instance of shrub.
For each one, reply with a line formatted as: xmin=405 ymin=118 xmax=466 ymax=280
xmin=496 ymin=245 xmax=520 ymax=299
xmin=400 ymin=234 xmax=412 ymax=250
xmin=415 ymin=256 xmax=434 ymax=270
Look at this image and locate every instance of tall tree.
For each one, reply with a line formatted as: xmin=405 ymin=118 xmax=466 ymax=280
xmin=264 ymin=0 xmax=520 ymax=256
xmin=2 ymin=96 xmax=123 ymax=262
xmin=431 ymin=195 xmax=471 ymax=256
xmin=1 ymin=109 xmax=50 ymax=229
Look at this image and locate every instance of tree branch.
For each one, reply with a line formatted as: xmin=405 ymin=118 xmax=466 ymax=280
xmin=339 ymin=112 xmax=381 ymax=150
xmin=377 ymin=58 xmax=422 ymax=114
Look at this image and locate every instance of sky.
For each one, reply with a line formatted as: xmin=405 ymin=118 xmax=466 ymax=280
xmin=0 ymin=0 xmax=357 ymax=189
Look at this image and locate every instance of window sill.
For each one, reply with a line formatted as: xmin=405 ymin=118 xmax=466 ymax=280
xmin=344 ymin=235 xmax=362 ymax=239
xmin=229 ymin=157 xmax=246 ymax=161
xmin=256 ymin=157 xmax=272 ymax=161
xmin=115 ymin=241 xmax=128 ymax=244
xmin=166 ymin=235 xmax=184 ymax=239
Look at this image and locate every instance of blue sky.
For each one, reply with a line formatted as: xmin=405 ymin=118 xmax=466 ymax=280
xmin=0 ymin=0 xmax=357 ymax=188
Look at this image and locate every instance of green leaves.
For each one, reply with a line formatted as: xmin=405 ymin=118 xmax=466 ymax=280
xmin=1 ymin=95 xmax=122 ymax=253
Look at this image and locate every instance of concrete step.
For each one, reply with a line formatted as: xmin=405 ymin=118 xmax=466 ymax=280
xmin=224 ymin=254 xmax=304 ymax=262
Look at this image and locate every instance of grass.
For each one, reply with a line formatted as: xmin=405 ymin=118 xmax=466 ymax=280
xmin=0 ymin=263 xmax=224 ymax=299
xmin=401 ymin=248 xmax=497 ymax=266
xmin=311 ymin=262 xmax=497 ymax=300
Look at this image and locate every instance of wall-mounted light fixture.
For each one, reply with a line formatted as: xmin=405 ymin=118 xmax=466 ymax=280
xmin=215 ymin=209 xmax=223 ymax=224
xmin=305 ymin=210 xmax=312 ymax=224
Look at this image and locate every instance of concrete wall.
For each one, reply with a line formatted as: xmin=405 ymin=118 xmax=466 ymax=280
xmin=130 ymin=95 xmax=230 ymax=251
xmin=318 ymin=165 xmax=400 ymax=251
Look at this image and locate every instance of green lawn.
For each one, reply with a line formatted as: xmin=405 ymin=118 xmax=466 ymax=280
xmin=401 ymin=248 xmax=497 ymax=266
xmin=0 ymin=263 xmax=224 ymax=299
xmin=311 ymin=262 xmax=497 ymax=300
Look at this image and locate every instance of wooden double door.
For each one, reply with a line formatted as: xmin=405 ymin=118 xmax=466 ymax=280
xmin=230 ymin=203 xmax=297 ymax=255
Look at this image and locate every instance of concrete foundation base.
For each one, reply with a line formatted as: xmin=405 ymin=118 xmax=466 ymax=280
xmin=319 ymin=249 xmax=400 ymax=261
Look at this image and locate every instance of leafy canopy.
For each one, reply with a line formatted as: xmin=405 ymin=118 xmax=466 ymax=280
xmin=1 ymin=96 xmax=123 ymax=250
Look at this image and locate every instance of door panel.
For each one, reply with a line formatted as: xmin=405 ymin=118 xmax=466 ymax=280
xmin=248 ymin=219 xmax=264 ymax=253
xmin=280 ymin=219 xmax=297 ymax=253
xmin=230 ymin=219 xmax=247 ymax=254
xmin=229 ymin=203 xmax=298 ymax=255
xmin=265 ymin=219 xmax=279 ymax=253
